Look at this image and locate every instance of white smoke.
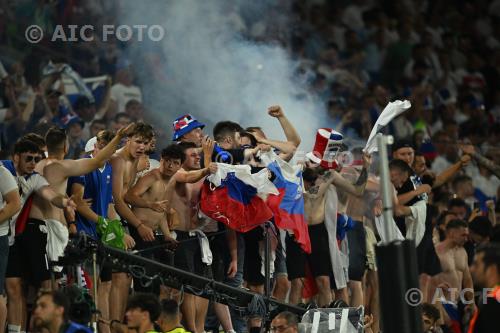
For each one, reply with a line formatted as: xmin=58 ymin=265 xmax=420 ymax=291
xmin=119 ymin=0 xmax=330 ymax=150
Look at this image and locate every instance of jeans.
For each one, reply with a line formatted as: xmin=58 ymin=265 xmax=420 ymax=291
xmin=225 ymin=232 xmax=246 ymax=333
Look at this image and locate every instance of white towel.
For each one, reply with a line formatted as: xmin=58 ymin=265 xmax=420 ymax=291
xmin=189 ymin=229 xmax=213 ymax=265
xmin=374 ymin=215 xmax=405 ymax=244
xmin=325 ymin=186 xmax=349 ymax=289
xmin=373 ymin=200 xmax=427 ymax=246
xmin=406 ymin=200 xmax=427 ymax=247
xmin=45 ymin=219 xmax=69 ymax=272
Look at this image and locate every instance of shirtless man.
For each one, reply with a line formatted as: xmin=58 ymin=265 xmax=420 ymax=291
xmin=125 ymin=143 xmax=217 ymax=294
xmin=21 ymin=126 xmax=127 ymax=292
xmin=435 ymin=219 xmax=474 ymax=305
xmin=244 ymin=106 xmax=300 ymax=318
xmin=4 ymin=138 xmax=77 ymax=333
xmin=174 ymin=140 xmax=239 ymax=333
xmin=286 ymin=152 xmax=371 ymax=307
xmin=166 ymin=138 xmax=220 ymax=333
xmin=109 ymin=122 xmax=154 ymax=322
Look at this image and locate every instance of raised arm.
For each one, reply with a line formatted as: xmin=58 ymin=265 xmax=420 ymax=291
xmin=63 ymin=124 xmax=132 ymax=178
xmin=249 ymin=130 xmax=297 ymax=155
xmin=461 ymin=144 xmax=500 ymax=179
xmin=268 ymin=105 xmax=301 ymax=147
xmin=433 ymin=155 xmax=470 ymax=188
xmin=323 ymin=153 xmax=371 ymax=197
xmin=94 ymin=77 xmax=113 ymax=120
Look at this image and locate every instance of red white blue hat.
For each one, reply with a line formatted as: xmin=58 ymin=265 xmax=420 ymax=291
xmin=172 ymin=114 xmax=205 ymax=141
xmin=306 ymin=128 xmax=344 ymax=169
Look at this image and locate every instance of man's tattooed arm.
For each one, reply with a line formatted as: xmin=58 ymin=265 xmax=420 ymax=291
xmin=354 ymin=167 xmax=368 ymax=186
xmin=308 ymin=185 xmax=319 ymax=195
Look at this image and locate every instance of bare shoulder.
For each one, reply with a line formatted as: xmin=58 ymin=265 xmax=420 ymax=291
xmin=435 ymin=242 xmax=445 ymax=254
xmin=144 ymin=169 xmax=161 ymax=181
xmin=43 ymin=160 xmax=65 ymax=175
xmin=457 ymin=247 xmax=468 ymax=260
xmin=110 ymin=153 xmax=125 ymax=164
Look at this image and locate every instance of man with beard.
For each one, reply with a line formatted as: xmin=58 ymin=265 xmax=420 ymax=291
xmin=32 ymin=291 xmax=91 ymax=333
xmin=291 ymin=152 xmax=371 ymax=307
xmin=469 ymin=244 xmax=500 ymax=333
xmin=435 ymin=220 xmax=474 ymax=322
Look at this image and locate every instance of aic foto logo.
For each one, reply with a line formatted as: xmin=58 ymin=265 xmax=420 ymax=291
xmin=25 ymin=25 xmax=165 ymax=44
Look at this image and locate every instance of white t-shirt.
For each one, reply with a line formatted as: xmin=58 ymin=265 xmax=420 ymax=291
xmin=431 ymin=155 xmax=453 ymax=175
xmin=110 ymin=83 xmax=142 ymax=114
xmin=8 ymin=172 xmax=49 ymax=244
xmin=0 ymin=165 xmax=19 ymax=236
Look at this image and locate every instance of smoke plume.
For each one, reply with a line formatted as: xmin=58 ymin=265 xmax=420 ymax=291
xmin=120 ymin=0 xmax=329 ymax=150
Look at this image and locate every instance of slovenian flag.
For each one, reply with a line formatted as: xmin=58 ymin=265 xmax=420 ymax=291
xmin=200 ymin=164 xmax=278 ymax=232
xmin=260 ymin=152 xmax=311 ymax=254
xmin=442 ymin=301 xmax=462 ymax=333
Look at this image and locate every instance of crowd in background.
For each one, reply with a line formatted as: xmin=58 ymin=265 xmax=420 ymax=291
xmin=1 ymin=1 xmax=500 ymax=333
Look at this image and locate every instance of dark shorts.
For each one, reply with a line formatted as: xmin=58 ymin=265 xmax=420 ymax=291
xmin=6 ymin=219 xmax=51 ymax=287
xmin=286 ymin=223 xmax=333 ymax=279
xmin=308 ymin=223 xmax=334 ymax=278
xmin=129 ymin=227 xmax=175 ymax=292
xmin=243 ymin=227 xmax=265 ymax=286
xmin=347 ymin=220 xmax=367 ymax=281
xmin=285 ymin=233 xmax=306 ymax=280
xmin=99 ymin=262 xmax=113 ymax=282
xmin=174 ymin=231 xmax=212 ymax=279
xmin=207 ymin=228 xmax=230 ymax=282
xmin=0 ymin=235 xmax=9 ymax=295
xmin=416 ymin=232 xmax=442 ymax=276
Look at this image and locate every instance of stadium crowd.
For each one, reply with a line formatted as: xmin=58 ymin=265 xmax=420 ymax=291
xmin=1 ymin=0 xmax=500 ymax=333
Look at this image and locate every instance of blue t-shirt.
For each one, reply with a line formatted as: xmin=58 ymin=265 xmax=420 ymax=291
xmin=67 ymin=160 xmax=113 ymax=239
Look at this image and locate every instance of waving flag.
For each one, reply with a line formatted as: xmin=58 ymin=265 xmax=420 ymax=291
xmin=200 ymin=164 xmax=278 ymax=232
xmin=260 ymin=152 xmax=311 ymax=254
xmin=364 ymin=100 xmax=411 ymax=154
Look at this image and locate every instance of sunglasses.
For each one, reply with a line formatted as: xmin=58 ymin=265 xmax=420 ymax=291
xmin=25 ymin=155 xmax=42 ymax=163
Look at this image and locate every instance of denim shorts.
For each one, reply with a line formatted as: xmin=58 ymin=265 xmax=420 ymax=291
xmin=0 ymin=235 xmax=9 ymax=295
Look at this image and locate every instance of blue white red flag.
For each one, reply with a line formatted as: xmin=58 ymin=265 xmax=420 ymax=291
xmin=200 ymin=164 xmax=278 ymax=232
xmin=260 ymin=152 xmax=311 ymax=254
xmin=442 ymin=301 xmax=462 ymax=333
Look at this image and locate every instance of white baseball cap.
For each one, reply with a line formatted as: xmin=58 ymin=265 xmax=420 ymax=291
xmin=85 ymin=136 xmax=97 ymax=153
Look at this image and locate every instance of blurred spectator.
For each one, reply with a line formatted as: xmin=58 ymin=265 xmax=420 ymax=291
xmin=113 ymin=112 xmax=133 ymax=131
xmin=110 ymin=62 xmax=142 ymax=116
